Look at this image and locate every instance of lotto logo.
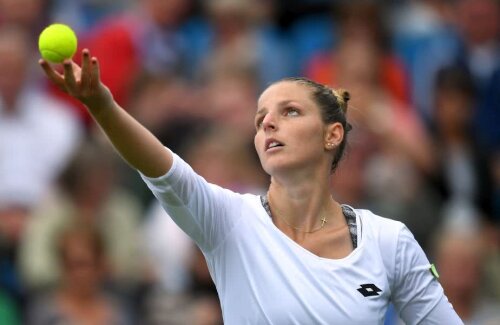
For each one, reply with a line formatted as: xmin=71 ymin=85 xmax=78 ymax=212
xmin=357 ymin=284 xmax=382 ymax=297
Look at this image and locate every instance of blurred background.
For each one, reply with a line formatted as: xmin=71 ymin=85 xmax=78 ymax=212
xmin=0 ymin=0 xmax=499 ymax=324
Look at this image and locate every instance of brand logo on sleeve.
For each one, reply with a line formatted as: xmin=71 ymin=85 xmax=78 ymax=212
xmin=357 ymin=284 xmax=382 ymax=297
xmin=430 ymin=263 xmax=440 ymax=279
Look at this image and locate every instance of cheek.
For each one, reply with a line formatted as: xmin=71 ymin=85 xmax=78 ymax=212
xmin=295 ymin=123 xmax=325 ymax=148
xmin=254 ymin=133 xmax=272 ymax=172
xmin=254 ymin=134 xmax=263 ymax=157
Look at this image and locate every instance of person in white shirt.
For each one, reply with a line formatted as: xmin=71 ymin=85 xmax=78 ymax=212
xmin=0 ymin=27 xmax=81 ymax=209
xmin=0 ymin=26 xmax=81 ymax=243
xmin=39 ymin=49 xmax=463 ymax=324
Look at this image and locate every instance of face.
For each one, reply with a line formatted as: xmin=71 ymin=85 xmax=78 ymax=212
xmin=0 ymin=33 xmax=28 ymax=109
xmin=143 ymin=0 xmax=192 ymax=26
xmin=435 ymin=90 xmax=472 ymax=133
xmin=0 ymin=0 xmax=43 ymax=27
xmin=254 ymin=82 xmax=339 ymax=176
xmin=61 ymin=236 xmax=103 ymax=297
xmin=437 ymin=236 xmax=482 ymax=298
xmin=458 ymin=0 xmax=499 ymax=45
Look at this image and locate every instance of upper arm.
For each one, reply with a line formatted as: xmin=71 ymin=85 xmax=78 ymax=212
xmin=391 ymin=226 xmax=462 ymax=325
xmin=141 ymin=150 xmax=242 ymax=253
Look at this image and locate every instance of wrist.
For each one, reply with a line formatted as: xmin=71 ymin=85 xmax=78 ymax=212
xmin=84 ymin=86 xmax=115 ymax=114
xmin=86 ymin=99 xmax=116 ymax=122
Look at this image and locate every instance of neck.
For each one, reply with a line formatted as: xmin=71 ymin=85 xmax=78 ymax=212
xmin=442 ymin=129 xmax=469 ymax=146
xmin=268 ymin=170 xmax=341 ymax=236
xmin=61 ymin=287 xmax=99 ymax=306
xmin=1 ymin=97 xmax=17 ymax=114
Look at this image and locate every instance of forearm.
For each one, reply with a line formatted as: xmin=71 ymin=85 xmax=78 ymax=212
xmin=39 ymin=51 xmax=172 ymax=178
xmin=89 ymin=101 xmax=172 ymax=178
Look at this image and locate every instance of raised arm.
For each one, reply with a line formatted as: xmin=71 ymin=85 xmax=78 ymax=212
xmin=39 ymin=49 xmax=171 ymax=178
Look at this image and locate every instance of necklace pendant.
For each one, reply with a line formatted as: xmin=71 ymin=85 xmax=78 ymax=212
xmin=321 ymin=217 xmax=327 ymax=227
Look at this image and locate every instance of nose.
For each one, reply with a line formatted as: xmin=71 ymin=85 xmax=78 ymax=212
xmin=262 ymin=112 xmax=277 ymax=131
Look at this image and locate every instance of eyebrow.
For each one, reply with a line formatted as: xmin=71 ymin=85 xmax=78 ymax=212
xmin=255 ymin=107 xmax=267 ymax=116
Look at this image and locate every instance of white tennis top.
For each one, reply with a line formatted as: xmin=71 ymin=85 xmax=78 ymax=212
xmin=141 ymin=150 xmax=463 ymax=325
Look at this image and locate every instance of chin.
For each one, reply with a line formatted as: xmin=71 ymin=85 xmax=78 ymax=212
xmin=262 ymin=158 xmax=302 ymax=176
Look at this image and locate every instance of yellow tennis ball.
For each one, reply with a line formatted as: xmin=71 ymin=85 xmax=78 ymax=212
xmin=38 ymin=24 xmax=78 ymax=63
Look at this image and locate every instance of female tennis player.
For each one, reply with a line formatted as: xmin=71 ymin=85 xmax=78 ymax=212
xmin=40 ymin=49 xmax=463 ymax=324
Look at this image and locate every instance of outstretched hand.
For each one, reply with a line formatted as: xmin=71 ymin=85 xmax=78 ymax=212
xmin=39 ymin=49 xmax=113 ymax=110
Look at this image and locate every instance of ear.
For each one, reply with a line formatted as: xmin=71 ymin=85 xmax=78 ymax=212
xmin=324 ymin=122 xmax=344 ymax=150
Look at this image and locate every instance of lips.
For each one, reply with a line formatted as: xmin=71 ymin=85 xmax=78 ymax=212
xmin=265 ymin=138 xmax=284 ymax=151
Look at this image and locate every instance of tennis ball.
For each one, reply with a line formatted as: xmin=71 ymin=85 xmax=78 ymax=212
xmin=38 ymin=24 xmax=78 ymax=63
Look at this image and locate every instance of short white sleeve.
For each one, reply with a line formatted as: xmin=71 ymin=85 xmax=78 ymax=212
xmin=392 ymin=226 xmax=463 ymax=324
xmin=140 ymin=149 xmax=243 ymax=253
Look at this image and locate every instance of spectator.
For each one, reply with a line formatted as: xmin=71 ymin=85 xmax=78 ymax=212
xmin=26 ymin=224 xmax=130 ymax=325
xmin=454 ymin=0 xmax=500 ymax=152
xmin=129 ymin=72 xmax=260 ymax=153
xmin=429 ymin=66 xmax=494 ymax=227
xmin=281 ymin=0 xmax=335 ymax=75
xmin=410 ymin=0 xmax=500 ymax=151
xmin=80 ymin=0 xmax=198 ymax=107
xmin=0 ymin=26 xmax=81 ymax=310
xmin=306 ymin=0 xmax=410 ymax=104
xmin=49 ymin=0 xmax=133 ymax=33
xmin=389 ymin=0 xmax=457 ymax=116
xmin=19 ymin=139 xmax=144 ymax=294
xmin=434 ymin=227 xmax=500 ymax=324
xmin=0 ymin=26 xmax=81 ymax=235
xmin=0 ymin=0 xmax=49 ymax=39
xmin=47 ymin=0 xmax=202 ymax=126
xmin=198 ymin=0 xmax=291 ymax=90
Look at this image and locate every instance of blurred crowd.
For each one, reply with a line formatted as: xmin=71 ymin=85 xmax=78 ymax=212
xmin=0 ymin=0 xmax=499 ymax=324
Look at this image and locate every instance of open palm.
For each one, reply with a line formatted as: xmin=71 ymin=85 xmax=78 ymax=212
xmin=39 ymin=49 xmax=112 ymax=109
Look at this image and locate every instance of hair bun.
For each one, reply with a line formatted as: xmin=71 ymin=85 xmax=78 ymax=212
xmin=332 ymin=88 xmax=350 ymax=114
xmin=340 ymin=90 xmax=350 ymax=103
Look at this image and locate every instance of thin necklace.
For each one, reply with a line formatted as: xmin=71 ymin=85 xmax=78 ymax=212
xmin=267 ymin=193 xmax=329 ymax=233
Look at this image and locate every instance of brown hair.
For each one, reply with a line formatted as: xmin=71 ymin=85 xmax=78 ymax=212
xmin=274 ymin=77 xmax=352 ymax=171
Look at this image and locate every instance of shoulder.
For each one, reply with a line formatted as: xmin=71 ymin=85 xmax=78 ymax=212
xmin=355 ymin=208 xmax=411 ymax=261
xmin=354 ymin=208 xmax=406 ymax=242
xmin=352 ymin=208 xmax=412 ymax=282
xmin=232 ymin=193 xmax=265 ymax=214
xmin=354 ymin=208 xmax=425 ymax=259
xmin=27 ymin=91 xmax=80 ymax=126
xmin=355 ymin=207 xmax=427 ymax=254
xmin=26 ymin=292 xmax=61 ymax=323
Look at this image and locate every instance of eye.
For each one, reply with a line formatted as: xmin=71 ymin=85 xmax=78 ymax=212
xmin=285 ymin=107 xmax=300 ymax=116
xmin=255 ymin=117 xmax=264 ymax=129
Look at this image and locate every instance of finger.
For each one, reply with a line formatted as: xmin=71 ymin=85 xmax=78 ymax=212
xmin=71 ymin=61 xmax=82 ymax=84
xmin=39 ymin=59 xmax=64 ymax=82
xmin=63 ymin=59 xmax=77 ymax=90
xmin=90 ymin=56 xmax=101 ymax=89
xmin=80 ymin=49 xmax=91 ymax=89
xmin=39 ymin=59 xmax=66 ymax=89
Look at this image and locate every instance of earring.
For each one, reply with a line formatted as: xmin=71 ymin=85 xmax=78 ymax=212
xmin=327 ymin=142 xmax=335 ymax=149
